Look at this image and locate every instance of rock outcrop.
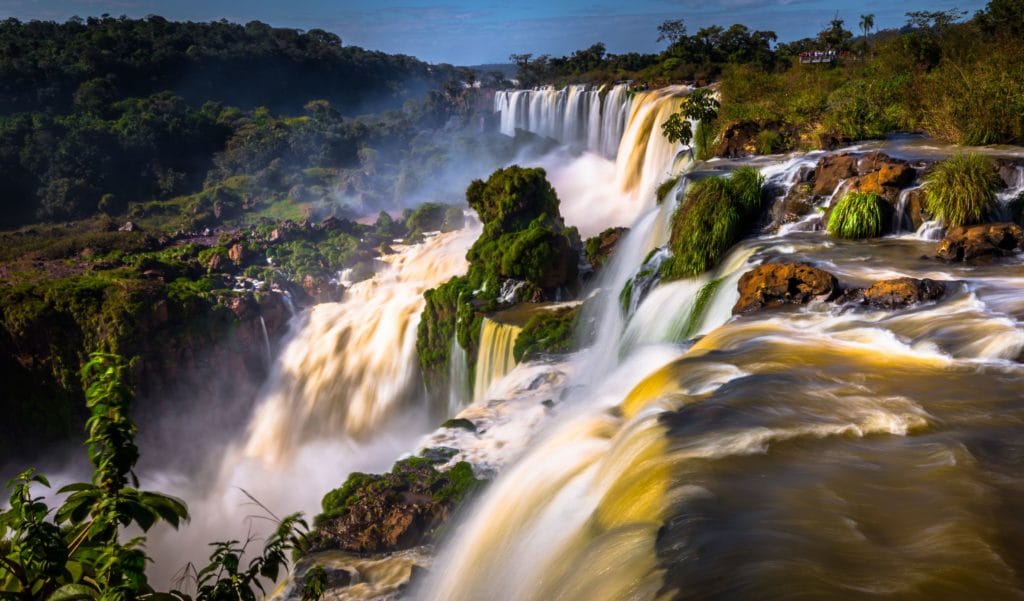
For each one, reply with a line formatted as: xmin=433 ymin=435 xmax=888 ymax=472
xmin=861 ymin=277 xmax=946 ymax=309
xmin=313 ymin=457 xmax=483 ymax=555
xmin=733 ymin=263 xmax=839 ymax=314
xmin=735 ymin=265 xmax=947 ymax=314
xmin=935 ymin=223 xmax=1024 ymax=262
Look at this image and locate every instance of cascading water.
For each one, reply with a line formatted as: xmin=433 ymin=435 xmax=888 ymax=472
xmin=241 ymin=222 xmax=481 ymax=465
xmin=495 ymin=84 xmax=629 ymax=158
xmin=418 ymin=136 xmax=1024 ymax=600
xmin=472 ymin=318 xmax=522 ymax=403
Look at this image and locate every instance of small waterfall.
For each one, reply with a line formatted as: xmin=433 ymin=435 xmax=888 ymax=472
xmin=258 ymin=316 xmax=272 ymax=368
xmin=612 ymin=86 xmax=690 ymax=199
xmin=473 ymin=318 xmax=522 ymax=402
xmin=894 ymin=185 xmax=921 ymax=233
xmin=448 ymin=334 xmax=470 ymax=415
xmin=239 ymin=223 xmax=479 ymax=465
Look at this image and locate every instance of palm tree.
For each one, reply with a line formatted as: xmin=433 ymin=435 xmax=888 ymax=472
xmin=859 ymin=13 xmax=875 ymax=39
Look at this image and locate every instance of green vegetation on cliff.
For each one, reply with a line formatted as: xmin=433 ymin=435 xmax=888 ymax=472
xmin=661 ymin=167 xmax=765 ymax=281
xmin=417 ymin=166 xmax=580 ymax=400
xmin=827 ymin=192 xmax=884 ymax=239
xmin=513 ymin=305 xmax=581 ymax=362
xmin=923 ymin=153 xmax=1001 ymax=227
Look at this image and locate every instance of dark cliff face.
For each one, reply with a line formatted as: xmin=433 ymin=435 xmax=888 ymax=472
xmin=0 ymin=287 xmax=293 ymax=466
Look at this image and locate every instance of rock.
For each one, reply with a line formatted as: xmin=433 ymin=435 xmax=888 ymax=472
xmin=854 ymin=160 xmax=915 ymax=200
xmin=904 ymin=188 xmax=928 ymax=232
xmin=995 ymin=159 xmax=1023 ymax=189
xmin=733 ymin=263 xmax=840 ymax=314
xmin=228 ymin=243 xmax=245 ymax=263
xmin=441 ymin=418 xmax=476 ymax=432
xmin=118 ymin=221 xmax=136 ymax=232
xmin=812 ymin=153 xmax=858 ymax=196
xmin=421 ymin=446 xmax=460 ymax=463
xmin=585 ymin=226 xmax=628 ymax=271
xmin=714 ymin=120 xmax=761 ymax=158
xmin=207 ymin=253 xmax=224 ymax=272
xmin=774 ymin=182 xmax=815 ymax=225
xmin=314 ymin=458 xmax=483 ymax=555
xmin=268 ymin=228 xmax=286 ymax=242
xmin=861 ymin=277 xmax=946 ymax=309
xmin=935 ymin=223 xmax=1024 ymax=262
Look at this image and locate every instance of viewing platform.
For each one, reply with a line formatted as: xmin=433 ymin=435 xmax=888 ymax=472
xmin=799 ymin=50 xmax=853 ymax=64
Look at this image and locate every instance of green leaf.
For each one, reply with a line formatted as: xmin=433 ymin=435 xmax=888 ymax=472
xmin=46 ymin=583 xmax=99 ymax=601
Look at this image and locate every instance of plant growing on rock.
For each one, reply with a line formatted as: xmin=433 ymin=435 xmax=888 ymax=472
xmin=513 ymin=306 xmax=580 ymax=362
xmin=827 ymin=192 xmax=884 ymax=239
xmin=661 ymin=166 xmax=765 ymax=281
xmin=923 ymin=153 xmax=1001 ymax=227
xmin=662 ymin=89 xmax=720 ymax=157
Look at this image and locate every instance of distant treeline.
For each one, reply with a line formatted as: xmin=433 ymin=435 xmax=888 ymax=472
xmin=0 ymin=16 xmax=499 ymax=228
xmin=0 ymin=15 xmax=456 ymax=115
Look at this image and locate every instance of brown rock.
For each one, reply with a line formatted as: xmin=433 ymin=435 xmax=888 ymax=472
xmin=207 ymin=253 xmax=224 ymax=272
xmin=733 ymin=263 xmax=840 ymax=315
xmin=228 ymin=243 xmax=245 ymax=263
xmin=935 ymin=223 xmax=1024 ymax=262
xmin=904 ymin=188 xmax=928 ymax=231
xmin=773 ymin=182 xmax=815 ymax=225
xmin=714 ymin=120 xmax=760 ymax=158
xmin=862 ymin=277 xmax=945 ymax=309
xmin=813 ymin=154 xmax=858 ymax=196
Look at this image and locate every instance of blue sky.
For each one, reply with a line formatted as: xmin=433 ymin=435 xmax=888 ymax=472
xmin=0 ymin=0 xmax=987 ymax=64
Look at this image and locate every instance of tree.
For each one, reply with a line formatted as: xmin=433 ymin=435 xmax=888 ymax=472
xmin=859 ymin=13 xmax=875 ymax=38
xmin=657 ymin=19 xmax=687 ymax=45
xmin=818 ymin=16 xmax=853 ymax=50
xmin=662 ymin=88 xmax=720 ymax=156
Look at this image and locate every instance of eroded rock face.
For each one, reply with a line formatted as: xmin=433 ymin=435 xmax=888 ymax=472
xmin=585 ymin=226 xmax=629 ymax=271
xmin=862 ymin=277 xmax=946 ymax=309
xmin=733 ymin=263 xmax=839 ymax=314
xmin=935 ymin=223 xmax=1024 ymax=262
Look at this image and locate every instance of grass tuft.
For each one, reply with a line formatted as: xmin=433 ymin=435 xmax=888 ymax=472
xmin=923 ymin=153 xmax=1000 ymax=227
xmin=827 ymin=192 xmax=884 ymax=239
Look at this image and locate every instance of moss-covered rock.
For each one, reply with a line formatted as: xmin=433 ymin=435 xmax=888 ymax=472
xmin=513 ymin=305 xmax=580 ymax=362
xmin=584 ymin=227 xmax=628 ymax=271
xmin=417 ymin=166 xmax=581 ymax=399
xmin=313 ymin=457 xmax=484 ymax=554
xmin=661 ymin=167 xmax=765 ymax=281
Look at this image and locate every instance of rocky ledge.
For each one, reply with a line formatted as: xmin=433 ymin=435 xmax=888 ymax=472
xmin=733 ymin=262 xmax=948 ymax=314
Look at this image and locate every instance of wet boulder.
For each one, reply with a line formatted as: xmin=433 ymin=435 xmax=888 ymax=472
xmin=812 ymin=153 xmax=858 ymax=196
xmin=861 ymin=277 xmax=946 ymax=309
xmin=733 ymin=263 xmax=840 ymax=314
xmin=852 ymin=152 xmax=915 ymax=203
xmin=935 ymin=223 xmax=1024 ymax=262
xmin=714 ymin=120 xmax=761 ymax=158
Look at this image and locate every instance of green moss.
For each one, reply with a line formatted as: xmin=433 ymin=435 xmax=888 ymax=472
xmin=403 ymin=202 xmax=465 ymax=241
xmin=827 ymin=192 xmax=884 ymax=239
xmin=315 ymin=458 xmax=483 ymax=526
xmin=513 ymin=306 xmax=579 ymax=362
xmin=656 ymin=176 xmax=681 ymax=204
xmin=441 ymin=418 xmax=477 ymax=432
xmin=683 ymin=277 xmax=723 ymax=338
xmin=923 ymin=153 xmax=1001 ymax=227
xmin=662 ymin=167 xmax=765 ymax=281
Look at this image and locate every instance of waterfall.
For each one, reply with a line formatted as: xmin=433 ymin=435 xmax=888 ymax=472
xmin=240 ymin=223 xmax=480 ymax=466
xmin=258 ymin=316 xmax=272 ymax=369
xmin=495 ymin=85 xmax=625 ymax=157
xmin=473 ymin=318 xmax=523 ymax=403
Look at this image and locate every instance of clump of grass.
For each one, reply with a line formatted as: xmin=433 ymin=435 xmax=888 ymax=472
xmin=663 ymin=166 xmax=765 ymax=280
xmin=923 ymin=153 xmax=1000 ymax=227
xmin=827 ymin=192 xmax=884 ymax=239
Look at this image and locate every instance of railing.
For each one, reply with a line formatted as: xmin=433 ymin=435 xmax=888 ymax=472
xmin=799 ymin=50 xmax=853 ymax=64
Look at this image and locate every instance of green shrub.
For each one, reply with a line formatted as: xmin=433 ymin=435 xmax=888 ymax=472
xmin=662 ymin=167 xmax=764 ymax=280
xmin=827 ymin=192 xmax=884 ymax=239
xmin=923 ymin=153 xmax=1000 ymax=227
